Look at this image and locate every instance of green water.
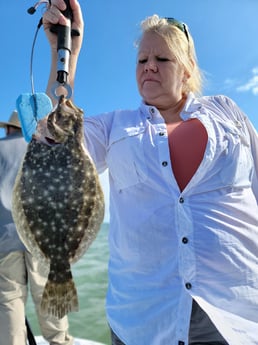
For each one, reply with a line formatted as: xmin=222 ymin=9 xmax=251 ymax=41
xmin=26 ymin=223 xmax=111 ymax=345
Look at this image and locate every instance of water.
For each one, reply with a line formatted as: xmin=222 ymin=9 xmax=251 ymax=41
xmin=26 ymin=223 xmax=111 ymax=345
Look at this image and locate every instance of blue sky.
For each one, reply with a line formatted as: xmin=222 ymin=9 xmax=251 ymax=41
xmin=1 ymin=0 xmax=258 ymax=138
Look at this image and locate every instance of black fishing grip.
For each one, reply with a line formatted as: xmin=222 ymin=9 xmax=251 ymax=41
xmin=49 ymin=0 xmax=73 ymax=34
xmin=60 ymin=0 xmax=73 ymax=21
xmin=50 ymin=0 xmax=79 ymax=84
xmin=49 ymin=0 xmax=80 ymax=37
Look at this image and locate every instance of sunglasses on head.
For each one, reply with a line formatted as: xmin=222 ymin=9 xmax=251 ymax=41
xmin=164 ymin=17 xmax=189 ymax=42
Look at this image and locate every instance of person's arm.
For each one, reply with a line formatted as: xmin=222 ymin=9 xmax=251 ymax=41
xmin=42 ymin=0 xmax=84 ymax=104
xmin=244 ymin=116 xmax=258 ymax=203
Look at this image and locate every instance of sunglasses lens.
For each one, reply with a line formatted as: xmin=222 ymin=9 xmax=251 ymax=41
xmin=164 ymin=17 xmax=189 ymax=42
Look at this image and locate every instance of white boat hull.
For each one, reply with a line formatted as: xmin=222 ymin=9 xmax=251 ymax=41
xmin=34 ymin=335 xmax=107 ymax=345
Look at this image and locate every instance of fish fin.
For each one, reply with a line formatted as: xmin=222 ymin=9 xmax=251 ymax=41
xmin=41 ymin=279 xmax=79 ymax=319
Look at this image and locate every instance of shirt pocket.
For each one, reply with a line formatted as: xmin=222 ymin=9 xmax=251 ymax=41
xmin=106 ymin=126 xmax=149 ymax=190
xmin=217 ymin=122 xmax=253 ymax=187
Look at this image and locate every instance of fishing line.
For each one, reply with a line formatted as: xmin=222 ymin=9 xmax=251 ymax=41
xmin=27 ymin=0 xmax=49 ymax=120
xmin=30 ymin=17 xmax=43 ymax=96
xmin=15 ymin=1 xmax=53 ymax=142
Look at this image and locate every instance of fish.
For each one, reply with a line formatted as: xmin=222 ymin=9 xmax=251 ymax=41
xmin=12 ymin=96 xmax=105 ymax=318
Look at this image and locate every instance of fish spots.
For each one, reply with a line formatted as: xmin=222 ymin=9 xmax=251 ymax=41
xmin=12 ymin=97 xmax=105 ymax=318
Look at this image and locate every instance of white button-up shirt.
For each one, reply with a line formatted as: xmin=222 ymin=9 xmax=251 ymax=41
xmin=84 ymin=93 xmax=258 ymax=345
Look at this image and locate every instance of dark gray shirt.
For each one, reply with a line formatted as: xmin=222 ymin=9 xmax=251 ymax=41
xmin=189 ymin=300 xmax=228 ymax=344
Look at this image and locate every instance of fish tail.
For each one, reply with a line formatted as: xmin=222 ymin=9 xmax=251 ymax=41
xmin=41 ymin=279 xmax=79 ymax=319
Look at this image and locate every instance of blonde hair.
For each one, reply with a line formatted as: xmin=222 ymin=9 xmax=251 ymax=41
xmin=137 ymin=14 xmax=203 ymax=96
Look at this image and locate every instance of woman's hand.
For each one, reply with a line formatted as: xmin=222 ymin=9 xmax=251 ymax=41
xmin=43 ymin=0 xmax=84 ymax=57
xmin=43 ymin=0 xmax=84 ymax=102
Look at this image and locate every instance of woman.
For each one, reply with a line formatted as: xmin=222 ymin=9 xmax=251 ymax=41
xmin=43 ymin=1 xmax=258 ymax=344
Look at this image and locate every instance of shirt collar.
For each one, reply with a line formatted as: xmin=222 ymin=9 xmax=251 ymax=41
xmin=180 ymin=92 xmax=203 ymax=120
xmin=139 ymin=92 xmax=203 ymax=121
xmin=139 ymin=102 xmax=161 ymax=121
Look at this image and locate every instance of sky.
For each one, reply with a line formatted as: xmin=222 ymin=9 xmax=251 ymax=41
xmin=1 ymin=0 xmax=258 ymax=220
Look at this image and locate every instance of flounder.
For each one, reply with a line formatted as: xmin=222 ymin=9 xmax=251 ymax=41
xmin=12 ymin=96 xmax=105 ymax=318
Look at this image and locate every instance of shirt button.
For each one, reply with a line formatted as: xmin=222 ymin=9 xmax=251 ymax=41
xmin=182 ymin=237 xmax=188 ymax=244
xmin=162 ymin=161 xmax=168 ymax=167
xmin=185 ymin=282 xmax=192 ymax=290
xmin=179 ymin=197 xmax=184 ymax=203
xmin=159 ymin=132 xmax=165 ymax=136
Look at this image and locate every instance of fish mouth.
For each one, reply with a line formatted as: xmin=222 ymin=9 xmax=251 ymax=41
xmin=45 ymin=137 xmax=61 ymax=145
